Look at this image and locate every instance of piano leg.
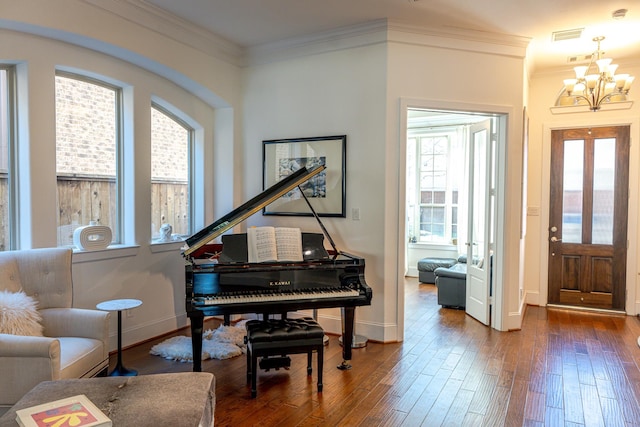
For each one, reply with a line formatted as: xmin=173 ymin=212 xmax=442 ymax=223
xmin=338 ymin=307 xmax=355 ymax=370
xmin=190 ymin=313 xmax=204 ymax=372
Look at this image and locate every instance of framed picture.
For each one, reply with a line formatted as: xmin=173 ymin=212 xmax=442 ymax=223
xmin=263 ymin=135 xmax=346 ymax=217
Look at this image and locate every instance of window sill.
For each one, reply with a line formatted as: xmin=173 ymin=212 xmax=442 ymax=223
xmin=150 ymin=239 xmax=186 ymax=253
xmin=72 ymin=245 xmax=140 ymax=263
xmin=408 ymin=242 xmax=457 ymax=251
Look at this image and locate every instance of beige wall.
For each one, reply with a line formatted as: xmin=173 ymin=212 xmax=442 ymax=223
xmin=526 ymin=62 xmax=640 ymax=315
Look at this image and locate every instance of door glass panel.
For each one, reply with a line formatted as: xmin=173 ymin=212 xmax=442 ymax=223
xmin=592 ymin=138 xmax=615 ymax=244
xmin=562 ymin=140 xmax=584 ymax=243
xmin=471 ymin=129 xmax=486 ymax=268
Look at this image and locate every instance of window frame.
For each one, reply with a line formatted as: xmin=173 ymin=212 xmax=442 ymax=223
xmin=150 ymin=102 xmax=195 ymax=241
xmin=408 ymin=128 xmax=461 ymax=245
xmin=54 ymin=70 xmax=124 ymax=247
xmin=0 ymin=65 xmax=17 ymax=251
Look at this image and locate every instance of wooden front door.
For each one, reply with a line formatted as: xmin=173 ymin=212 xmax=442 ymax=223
xmin=548 ymin=126 xmax=629 ymax=310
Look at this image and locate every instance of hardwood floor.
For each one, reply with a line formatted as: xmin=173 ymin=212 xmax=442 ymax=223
xmin=114 ymin=278 xmax=640 ymax=426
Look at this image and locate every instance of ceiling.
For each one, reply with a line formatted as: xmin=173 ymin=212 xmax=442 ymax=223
xmin=144 ymin=0 xmax=640 ymax=73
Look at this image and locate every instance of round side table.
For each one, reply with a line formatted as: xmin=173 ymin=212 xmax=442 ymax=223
xmin=96 ymin=298 xmax=142 ymax=376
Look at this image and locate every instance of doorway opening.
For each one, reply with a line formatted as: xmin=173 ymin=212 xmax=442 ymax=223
xmin=403 ymin=107 xmax=505 ymax=327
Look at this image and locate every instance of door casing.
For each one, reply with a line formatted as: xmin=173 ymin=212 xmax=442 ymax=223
xmin=539 ymin=116 xmax=640 ymax=315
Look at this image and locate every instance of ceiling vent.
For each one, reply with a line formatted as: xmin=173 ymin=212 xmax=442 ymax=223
xmin=552 ymin=28 xmax=584 ymax=42
xmin=567 ymin=53 xmax=596 ymax=63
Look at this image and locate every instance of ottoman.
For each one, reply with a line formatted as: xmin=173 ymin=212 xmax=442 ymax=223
xmin=417 ymin=257 xmax=457 ymax=283
xmin=0 ymin=373 xmax=215 ymax=427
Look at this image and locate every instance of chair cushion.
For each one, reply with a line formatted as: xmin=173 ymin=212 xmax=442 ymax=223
xmin=57 ymin=337 xmax=108 ymax=379
xmin=0 ymin=291 xmax=43 ymax=336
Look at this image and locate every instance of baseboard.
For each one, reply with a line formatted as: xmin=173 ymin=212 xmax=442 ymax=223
xmin=113 ymin=312 xmax=189 ymax=353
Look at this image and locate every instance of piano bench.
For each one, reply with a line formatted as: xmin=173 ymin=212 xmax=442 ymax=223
xmin=244 ymin=317 xmax=324 ymax=398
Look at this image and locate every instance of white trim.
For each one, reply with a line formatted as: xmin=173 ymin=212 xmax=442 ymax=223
xmin=398 ymin=97 xmax=513 ymax=332
xmin=539 ymin=115 xmax=639 ymax=315
xmin=83 ymin=0 xmax=243 ymax=65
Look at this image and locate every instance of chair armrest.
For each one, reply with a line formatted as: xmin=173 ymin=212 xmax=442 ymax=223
xmin=40 ymin=308 xmax=110 ymax=343
xmin=0 ymin=334 xmax=61 ymax=406
xmin=434 ymin=264 xmax=467 ymax=280
xmin=0 ymin=333 xmax=60 ymax=358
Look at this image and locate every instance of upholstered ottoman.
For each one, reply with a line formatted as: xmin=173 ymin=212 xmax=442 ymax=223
xmin=0 ymin=373 xmax=215 ymax=427
xmin=417 ymin=257 xmax=457 ymax=283
xmin=245 ymin=317 xmax=324 ymax=398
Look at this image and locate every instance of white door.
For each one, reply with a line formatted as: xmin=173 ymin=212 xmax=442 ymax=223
xmin=465 ymin=120 xmax=494 ymax=325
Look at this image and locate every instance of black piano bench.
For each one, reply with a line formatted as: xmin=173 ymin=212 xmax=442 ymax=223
xmin=244 ymin=317 xmax=324 ymax=398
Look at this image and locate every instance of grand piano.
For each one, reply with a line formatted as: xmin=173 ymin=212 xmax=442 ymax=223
xmin=183 ymin=165 xmax=372 ymax=372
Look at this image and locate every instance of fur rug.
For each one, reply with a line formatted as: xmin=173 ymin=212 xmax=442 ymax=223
xmin=150 ymin=320 xmax=248 ymax=362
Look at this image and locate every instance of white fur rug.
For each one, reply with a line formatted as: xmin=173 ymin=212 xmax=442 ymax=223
xmin=150 ymin=320 xmax=248 ymax=362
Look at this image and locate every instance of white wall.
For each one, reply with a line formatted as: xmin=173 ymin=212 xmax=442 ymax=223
xmin=2 ymin=1 xmax=534 ymax=351
xmin=386 ymin=32 xmax=528 ymax=332
xmin=243 ymin=44 xmax=389 ymax=341
xmin=526 ymin=62 xmax=640 ymax=315
xmin=0 ymin=1 xmax=243 ymax=350
xmin=244 ymin=26 xmax=529 ymax=340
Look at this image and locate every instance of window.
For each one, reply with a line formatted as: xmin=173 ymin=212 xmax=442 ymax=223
xmin=150 ymin=105 xmax=192 ymax=241
xmin=0 ymin=67 xmax=15 ymax=251
xmin=55 ymin=73 xmax=120 ymax=247
xmin=407 ymin=131 xmax=463 ymax=244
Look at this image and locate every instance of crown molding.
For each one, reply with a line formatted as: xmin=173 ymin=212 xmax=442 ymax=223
xmin=387 ymin=21 xmax=530 ymax=59
xmin=246 ymin=18 xmax=530 ymax=67
xmin=83 ymin=0 xmax=244 ymax=67
xmin=245 ymin=19 xmax=389 ymax=67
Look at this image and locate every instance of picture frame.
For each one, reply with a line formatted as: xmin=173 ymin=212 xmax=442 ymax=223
xmin=263 ymin=135 xmax=346 ymax=217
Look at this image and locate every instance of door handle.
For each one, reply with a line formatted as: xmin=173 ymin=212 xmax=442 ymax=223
xmin=550 ymin=236 xmax=561 ymax=243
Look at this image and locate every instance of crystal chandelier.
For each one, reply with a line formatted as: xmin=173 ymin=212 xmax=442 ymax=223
xmin=556 ymin=36 xmax=634 ymax=111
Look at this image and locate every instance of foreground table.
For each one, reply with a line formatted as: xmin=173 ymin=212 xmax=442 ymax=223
xmin=0 ymin=373 xmax=215 ymax=427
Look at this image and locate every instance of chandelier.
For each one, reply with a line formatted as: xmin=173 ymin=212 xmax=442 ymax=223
xmin=556 ymin=36 xmax=634 ymax=111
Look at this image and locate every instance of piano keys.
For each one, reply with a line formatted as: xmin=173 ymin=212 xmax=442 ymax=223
xmin=183 ymin=165 xmax=372 ymax=372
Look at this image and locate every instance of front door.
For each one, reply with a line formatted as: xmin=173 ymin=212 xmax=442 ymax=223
xmin=548 ymin=126 xmax=629 ymax=310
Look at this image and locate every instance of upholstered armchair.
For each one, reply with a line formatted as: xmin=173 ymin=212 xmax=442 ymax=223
xmin=0 ymin=248 xmax=110 ymax=415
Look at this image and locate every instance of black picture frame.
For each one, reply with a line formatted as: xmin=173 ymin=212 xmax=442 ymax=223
xmin=262 ymin=135 xmax=346 ymax=217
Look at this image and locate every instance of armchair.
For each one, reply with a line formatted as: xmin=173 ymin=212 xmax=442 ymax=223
xmin=0 ymin=248 xmax=110 ymax=415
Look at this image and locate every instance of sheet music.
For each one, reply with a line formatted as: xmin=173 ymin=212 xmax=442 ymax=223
xmin=274 ymin=227 xmax=303 ymax=262
xmin=247 ymin=226 xmax=303 ymax=262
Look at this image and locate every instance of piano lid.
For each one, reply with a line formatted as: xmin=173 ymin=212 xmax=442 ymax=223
xmin=183 ymin=164 xmax=326 ymax=257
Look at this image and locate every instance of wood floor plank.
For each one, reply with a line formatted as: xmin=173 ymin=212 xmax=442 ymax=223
xmin=420 ymin=377 xmax=463 ymax=426
xmin=580 ymin=383 xmax=605 ymax=427
xmin=599 ymin=397 xmax=626 ymax=427
xmin=562 ymin=361 xmax=585 ymax=424
xmin=524 ymin=389 xmax=546 ymax=423
xmin=504 ymin=378 xmax=528 ymax=426
xmin=467 ymin=373 xmax=498 ymax=415
xmin=545 ymin=405 xmax=565 ymax=427
xmin=400 ymin=367 xmax=452 ymax=426
xmin=483 ymin=384 xmax=511 ymax=425
xmin=545 ymin=373 xmax=564 ymax=409
xmin=441 ymin=388 xmax=474 ymax=426
xmin=113 ymin=278 xmax=640 ymax=427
